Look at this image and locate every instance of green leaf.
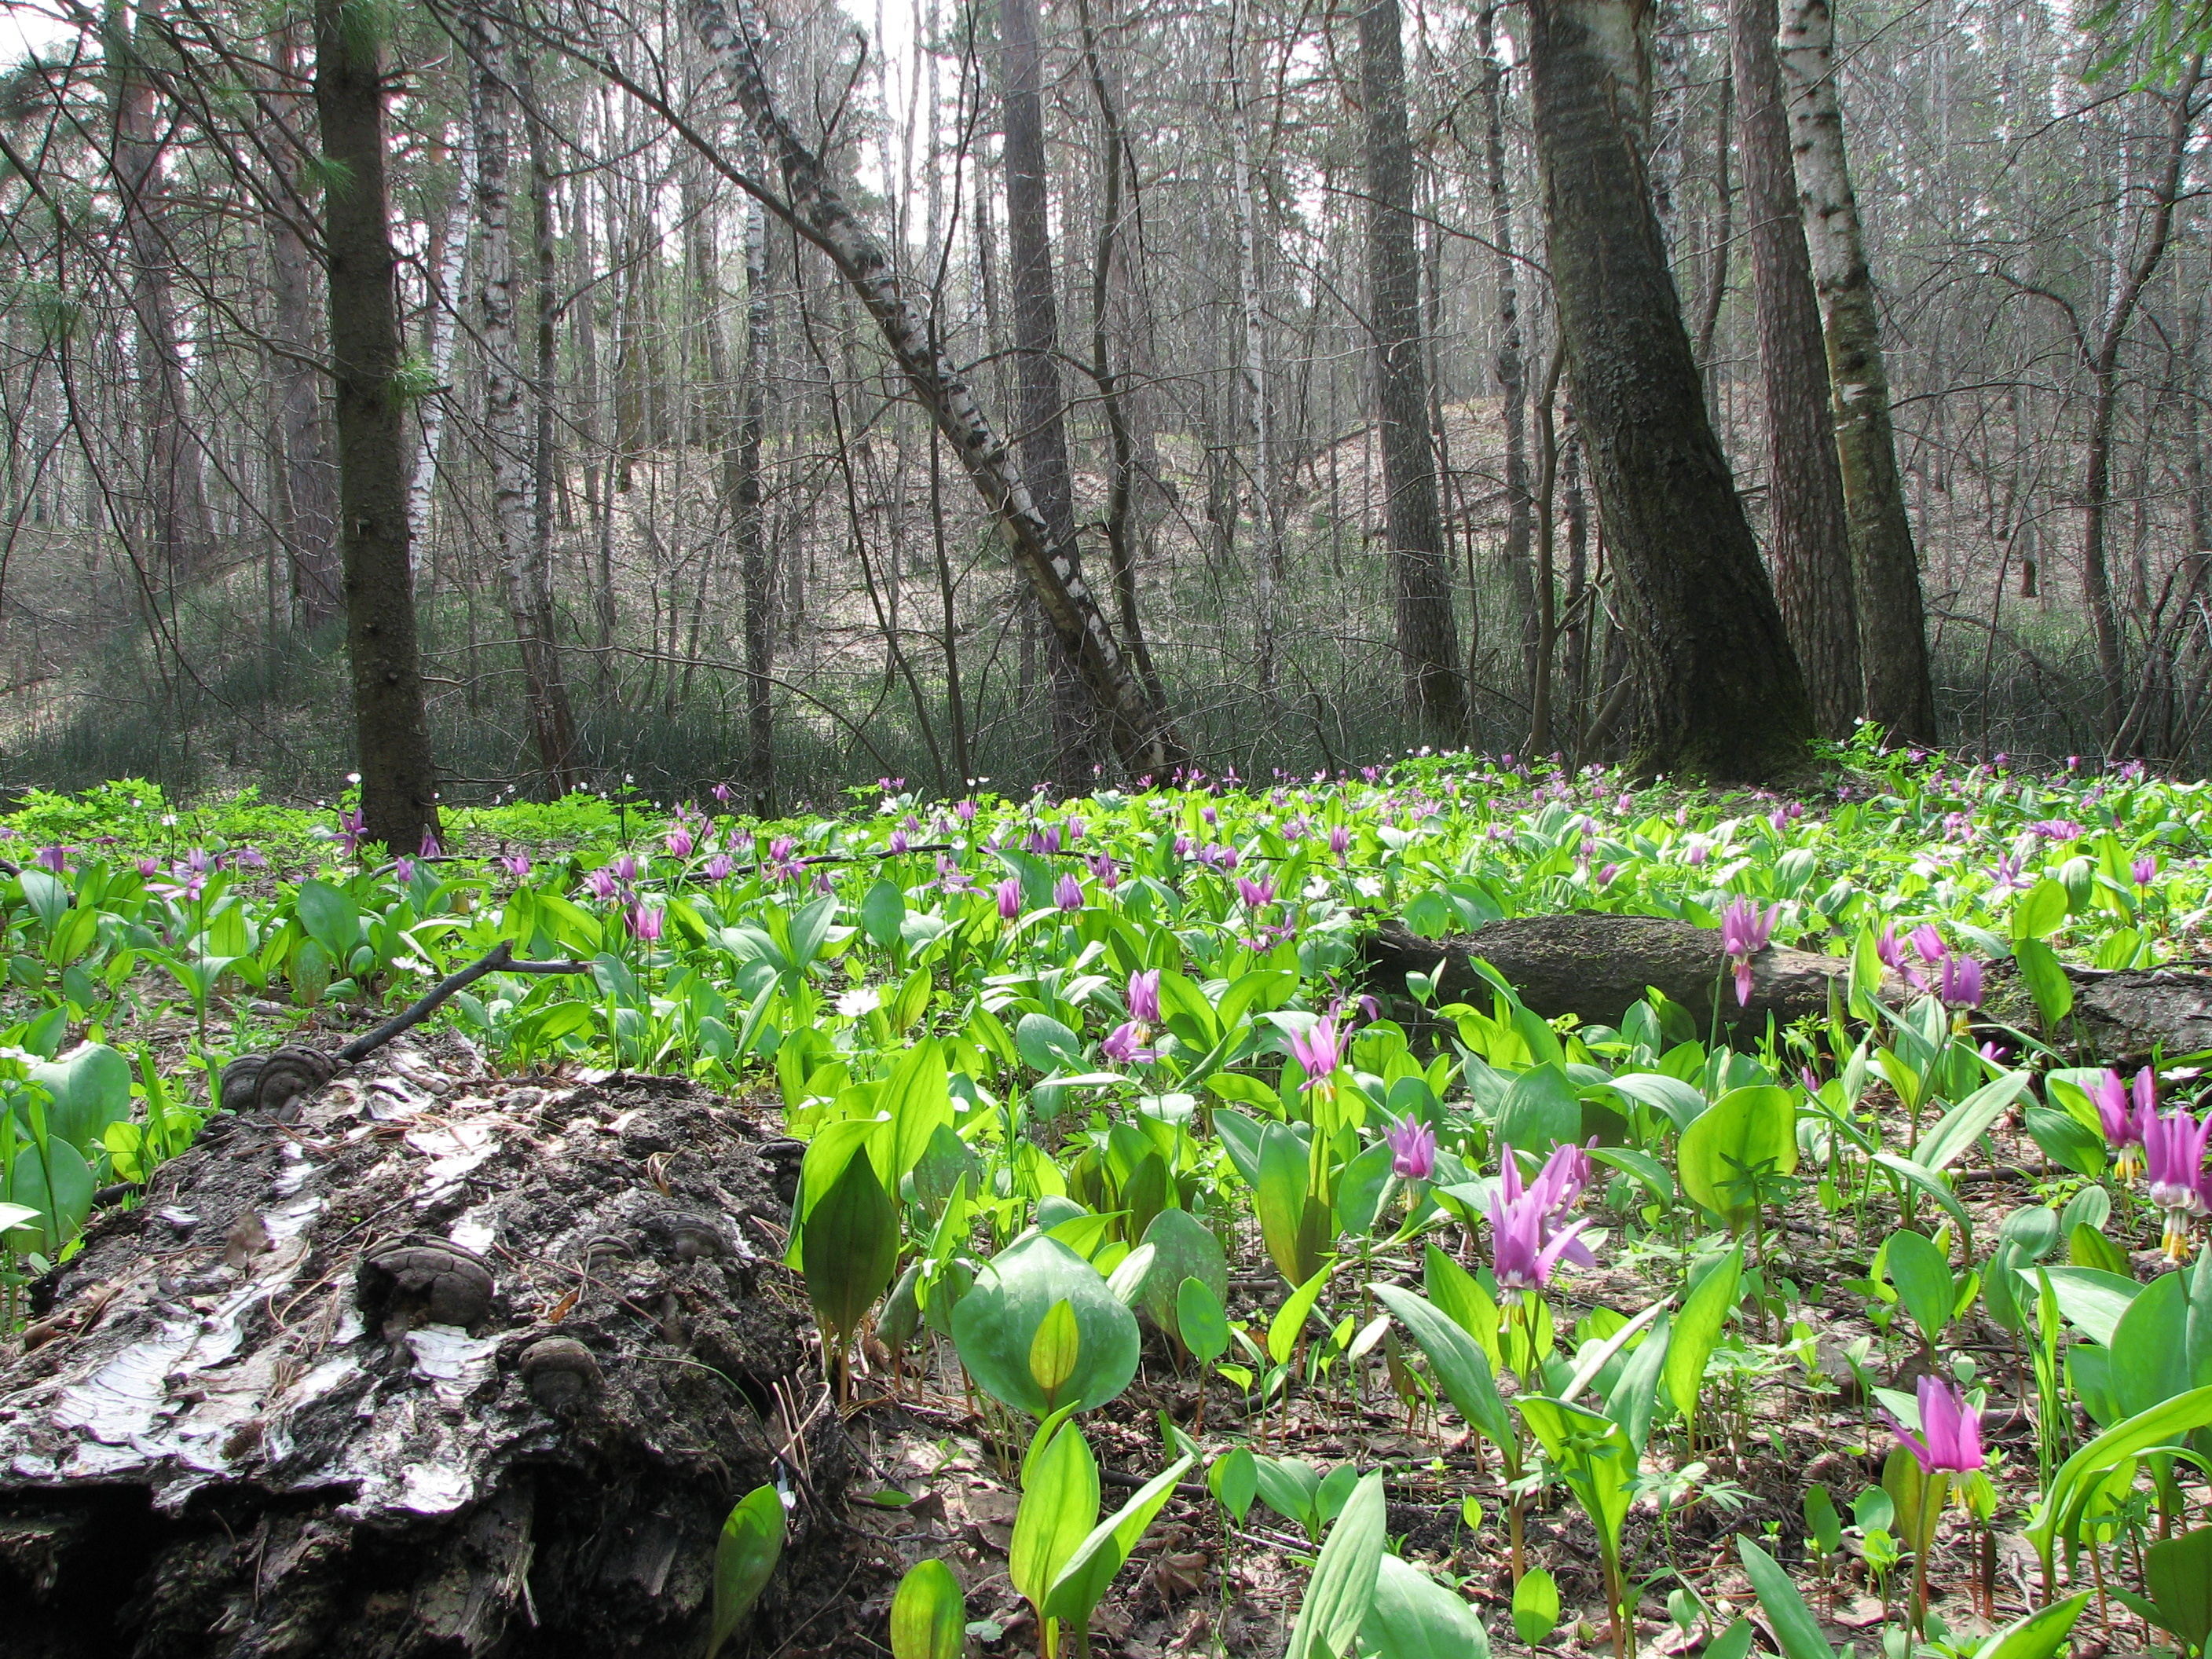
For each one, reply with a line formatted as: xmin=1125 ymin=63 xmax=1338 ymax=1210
xmin=1969 ymin=1592 xmax=2090 ymax=1659
xmin=1423 ymin=1242 xmax=1501 ymax=1361
xmin=2023 ymin=1106 xmax=2105 ymax=1178
xmin=2110 ymin=1271 xmax=2192 ymax=1416
xmin=1883 ymin=1228 xmax=1958 ymax=1348
xmin=1043 ymin=1452 xmax=1197 ymax=1629
xmin=1016 ymin=1012 xmax=1086 ymax=1073
xmin=1030 ymin=1299 xmax=1082 ymax=1404
xmin=2014 ymin=938 xmax=2076 ymax=1025
xmin=2013 ymin=877 xmax=2071 ymax=940
xmin=1372 ymin=1283 xmax=1513 ymax=1448
xmin=295 ymin=877 xmax=361 ymax=961
xmin=801 ymin=1148 xmax=900 ymax=1358
xmin=1255 ymin=1121 xmax=1324 ymax=1284
xmin=1012 ymin=1412 xmax=1100 ymax=1620
xmin=861 ymin=877 xmax=906 ymax=946
xmin=882 ymin=1037 xmax=952 ymax=1183
xmin=2034 ymin=1264 xmax=2141 ymax=1344
xmin=707 ymin=1484 xmax=786 ymax=1659
xmin=1138 ymin=1208 xmax=1229 ymax=1335
xmin=1737 ymin=1539 xmax=1837 ymax=1659
xmin=1253 ymin=1456 xmax=1326 ymax=1538
xmin=1270 ymin=1261 xmax=1336 ymax=1367
xmin=30 ymin=1042 xmax=134 ymax=1154
xmin=952 ymin=1233 xmax=1142 ymax=1416
xmin=1177 ymin=1276 xmax=1231 ymax=1368
xmin=2144 ymin=1528 xmax=2212 ymax=1651
xmin=1207 ymin=1445 xmax=1258 ymax=1525
xmin=889 ymin=1558 xmax=965 ymax=1659
xmin=1496 ymin=1061 xmax=1580 ymax=1153
xmin=4 ymin=1137 xmax=93 ymax=1255
xmin=2029 ymin=1386 xmax=2212 ymax=1581
xmin=1363 ymin=1554 xmax=1492 ymax=1659
xmin=1512 ymin=1566 xmax=1561 ymax=1646
xmin=1664 ymin=1243 xmax=1742 ymax=1426
xmin=1677 ymin=1086 xmax=1797 ymax=1232
xmin=1917 ymin=1071 xmax=2031 ymax=1172
xmin=1285 ymin=1472 xmax=1388 ymax=1659
xmin=1518 ymin=1396 xmax=1635 ymax=1545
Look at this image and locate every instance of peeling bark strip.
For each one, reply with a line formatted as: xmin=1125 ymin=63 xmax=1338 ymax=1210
xmin=685 ymin=0 xmax=1185 ymax=777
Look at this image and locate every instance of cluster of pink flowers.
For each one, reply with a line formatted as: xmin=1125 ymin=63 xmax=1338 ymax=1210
xmin=2093 ymin=1066 xmax=2212 ymax=1261
xmin=1876 ymin=923 xmax=1984 ymax=1010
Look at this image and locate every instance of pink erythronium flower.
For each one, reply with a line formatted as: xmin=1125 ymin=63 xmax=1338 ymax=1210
xmin=2091 ymin=1067 xmax=2155 ymax=1180
xmin=1909 ymin=924 xmax=1947 ymax=964
xmin=499 ymin=852 xmax=532 ymax=881
xmin=336 ymin=808 xmax=367 ymax=858
xmin=584 ymin=867 xmax=620 ymax=901
xmin=2134 ymin=855 xmax=2159 ymax=887
xmin=1236 ymin=875 xmax=1276 ymax=910
xmin=1884 ymin=1375 xmax=1984 ymax=1476
xmin=2146 ymin=1104 xmax=2212 ymax=1260
xmin=1287 ymin=1016 xmax=1342 ymax=1090
xmin=996 ymin=877 xmax=1022 ymax=921
xmin=1719 ymin=898 xmax=1779 ymax=1006
xmin=665 ymin=826 xmax=695 ymax=859
xmin=1102 ymin=1022 xmax=1156 ymax=1065
xmin=1938 ymin=953 xmax=1984 ymax=1010
xmin=703 ymin=852 xmax=734 ymax=881
xmin=625 ymin=903 xmax=665 ymax=943
xmin=1128 ymin=969 xmax=1162 ymax=1025
xmin=1490 ymin=1161 xmax=1595 ymax=1299
xmin=419 ymin=830 xmax=442 ymax=859
xmin=1384 ymin=1113 xmax=1436 ymax=1181
xmin=1053 ymin=873 xmax=1084 ymax=911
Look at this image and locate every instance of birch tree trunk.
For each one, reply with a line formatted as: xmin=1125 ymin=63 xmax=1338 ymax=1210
xmin=1526 ymin=0 xmax=1815 ymax=782
xmin=315 ymin=0 xmax=441 ymax=852
xmin=408 ymin=133 xmax=474 ymax=565
xmin=1778 ymin=0 xmax=1936 ymax=744
xmin=685 ymin=0 xmax=1183 ymax=775
xmin=1733 ymin=0 xmax=1861 ymax=735
xmin=1361 ymin=0 xmax=1466 ymax=734
xmin=467 ymin=6 xmax=580 ymax=793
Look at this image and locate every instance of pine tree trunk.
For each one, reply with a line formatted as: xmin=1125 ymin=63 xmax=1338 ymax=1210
xmin=1732 ymin=0 xmax=1860 ymax=736
xmin=316 ymin=0 xmax=441 ymax=851
xmin=267 ymin=19 xmax=342 ymax=628
xmin=1360 ymin=0 xmax=1465 ymax=734
xmin=467 ymin=8 xmax=580 ymax=793
xmin=685 ymin=0 xmax=1183 ymax=776
xmin=1526 ymin=0 xmax=1815 ymax=782
xmin=1777 ymin=0 xmax=1936 ymax=744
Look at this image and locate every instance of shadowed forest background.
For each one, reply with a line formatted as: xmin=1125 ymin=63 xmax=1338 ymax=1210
xmin=0 ymin=0 xmax=2206 ymax=812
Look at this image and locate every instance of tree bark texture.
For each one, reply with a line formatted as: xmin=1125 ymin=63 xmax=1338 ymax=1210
xmin=2075 ymin=57 xmax=2203 ymax=745
xmin=686 ymin=0 xmax=1184 ymax=777
xmin=738 ymin=175 xmax=778 ymax=814
xmin=1361 ymin=0 xmax=1466 ymax=734
xmin=0 ymin=1046 xmax=845 ymax=1657
xmin=1526 ymin=0 xmax=1816 ymax=782
xmin=1478 ymin=2 xmax=1536 ymax=715
xmin=467 ymin=6 xmax=580 ymax=795
xmin=267 ymin=20 xmax=342 ymax=629
xmin=1777 ymin=0 xmax=1937 ymax=745
xmin=315 ymin=2 xmax=441 ymax=854
xmin=1001 ymin=0 xmax=1095 ymax=778
xmin=408 ymin=136 xmax=474 ymax=566
xmin=1732 ymin=0 xmax=1862 ymax=738
xmin=1228 ymin=0 xmax=1284 ymax=698
xmin=109 ymin=16 xmax=213 ymax=584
